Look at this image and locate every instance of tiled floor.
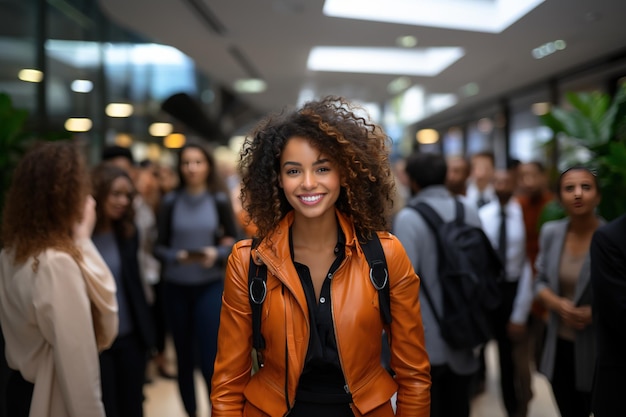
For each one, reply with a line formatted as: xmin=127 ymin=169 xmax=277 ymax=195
xmin=144 ymin=341 xmax=560 ymax=417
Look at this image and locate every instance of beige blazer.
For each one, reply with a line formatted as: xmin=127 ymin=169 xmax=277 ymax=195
xmin=0 ymin=238 xmax=118 ymax=417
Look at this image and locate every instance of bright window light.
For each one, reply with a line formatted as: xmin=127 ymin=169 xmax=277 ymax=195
xmin=307 ymin=47 xmax=464 ymax=76
xmin=323 ymin=0 xmax=545 ymax=33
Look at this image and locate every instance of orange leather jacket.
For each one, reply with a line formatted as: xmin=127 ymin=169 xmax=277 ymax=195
xmin=211 ymin=210 xmax=431 ymax=416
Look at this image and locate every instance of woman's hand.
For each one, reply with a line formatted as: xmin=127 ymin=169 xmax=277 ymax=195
xmin=557 ymin=298 xmax=592 ymax=330
xmin=201 ymin=247 xmax=218 ymax=268
xmin=73 ymin=196 xmax=97 ymax=240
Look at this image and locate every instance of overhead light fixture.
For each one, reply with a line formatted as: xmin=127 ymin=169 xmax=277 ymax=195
xmin=396 ymin=35 xmax=418 ymax=48
xmin=323 ymin=0 xmax=545 ymax=33
xmin=387 ymin=76 xmax=412 ymax=94
xmin=532 ymin=40 xmax=566 ymax=59
xmin=308 ymin=46 xmax=464 ymax=76
xmin=164 ymin=133 xmax=186 ymax=149
xmin=416 ymin=128 xmax=439 ymax=144
xmin=460 ymin=82 xmax=479 ymax=97
xmin=71 ymin=79 xmax=93 ymax=93
xmin=18 ymin=69 xmax=43 ymax=83
xmin=149 ymin=122 xmax=173 ymax=137
xmin=233 ymin=78 xmax=267 ymax=93
xmin=105 ymin=103 xmax=134 ymax=118
xmin=64 ymin=117 xmax=93 ymax=132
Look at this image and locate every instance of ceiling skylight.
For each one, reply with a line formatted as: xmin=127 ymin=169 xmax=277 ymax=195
xmin=323 ymin=0 xmax=545 ymax=33
xmin=307 ymin=47 xmax=464 ymax=76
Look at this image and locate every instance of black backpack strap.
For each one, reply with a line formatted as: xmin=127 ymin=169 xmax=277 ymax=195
xmin=248 ymin=239 xmax=267 ymax=352
xmin=411 ymin=202 xmax=447 ymax=327
xmin=361 ymin=233 xmax=392 ymax=325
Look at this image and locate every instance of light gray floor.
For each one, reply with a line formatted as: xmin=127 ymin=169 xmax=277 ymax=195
xmin=144 ymin=340 xmax=560 ymax=417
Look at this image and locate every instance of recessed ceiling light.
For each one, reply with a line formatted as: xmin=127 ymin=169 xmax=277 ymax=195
xmin=416 ymin=128 xmax=439 ymax=144
xmin=396 ymin=35 xmax=418 ymax=48
xmin=149 ymin=122 xmax=174 ymax=137
xmin=106 ymin=103 xmax=134 ymax=118
xmin=460 ymin=82 xmax=480 ymax=97
xmin=532 ymin=40 xmax=567 ymax=59
xmin=71 ymin=79 xmax=93 ymax=93
xmin=18 ymin=69 xmax=43 ymax=83
xmin=233 ymin=79 xmax=267 ymax=93
xmin=308 ymin=47 xmax=464 ymax=76
xmin=323 ymin=0 xmax=545 ymax=33
xmin=164 ymin=133 xmax=186 ymax=149
xmin=531 ymin=102 xmax=551 ymax=115
xmin=64 ymin=118 xmax=92 ymax=132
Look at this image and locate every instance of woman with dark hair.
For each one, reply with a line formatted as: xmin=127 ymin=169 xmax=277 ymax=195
xmin=211 ymin=96 xmax=431 ymax=416
xmin=534 ymin=165 xmax=603 ymax=417
xmin=91 ymin=163 xmax=154 ymax=417
xmin=154 ymin=143 xmax=239 ymax=417
xmin=0 ymin=141 xmax=118 ymax=417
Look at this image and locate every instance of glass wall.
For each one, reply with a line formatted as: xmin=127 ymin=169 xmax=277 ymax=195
xmin=0 ymin=0 xmax=243 ymax=165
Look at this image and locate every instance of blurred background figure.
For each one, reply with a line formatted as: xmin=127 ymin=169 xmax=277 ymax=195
xmin=91 ymin=163 xmax=155 ymax=417
xmin=516 ymin=161 xmax=555 ymax=368
xmin=0 ymin=141 xmax=118 ymax=417
xmin=590 ymin=212 xmax=626 ymax=416
xmin=479 ymin=168 xmax=533 ymax=417
xmin=154 ymin=143 xmax=239 ymax=417
xmin=445 ymin=155 xmax=471 ymax=196
xmin=466 ymin=151 xmax=496 ymax=209
xmin=534 ymin=166 xmax=602 ymax=417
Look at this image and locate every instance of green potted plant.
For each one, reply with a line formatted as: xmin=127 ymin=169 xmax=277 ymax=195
xmin=539 ymin=83 xmax=626 ymax=222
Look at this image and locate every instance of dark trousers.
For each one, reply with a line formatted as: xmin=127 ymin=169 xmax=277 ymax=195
xmin=430 ymin=364 xmax=472 ymax=417
xmin=165 ymin=280 xmax=223 ymax=415
xmin=551 ymin=338 xmax=591 ymax=417
xmin=492 ymin=281 xmax=524 ymax=417
xmin=100 ymin=333 xmax=148 ymax=417
xmin=151 ymin=280 xmax=167 ymax=354
xmin=6 ymin=370 xmax=33 ymax=417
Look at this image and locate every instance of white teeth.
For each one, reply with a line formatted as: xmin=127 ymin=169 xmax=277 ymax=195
xmin=300 ymin=195 xmax=321 ymax=203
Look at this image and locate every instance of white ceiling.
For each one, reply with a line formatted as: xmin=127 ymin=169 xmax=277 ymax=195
xmin=97 ymin=0 xmax=626 ymax=124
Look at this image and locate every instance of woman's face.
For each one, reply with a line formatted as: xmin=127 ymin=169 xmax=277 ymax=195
xmin=279 ymin=136 xmax=341 ymax=221
xmin=180 ymin=147 xmax=209 ymax=188
xmin=104 ymin=176 xmax=134 ymax=220
xmin=559 ymin=169 xmax=600 ymax=216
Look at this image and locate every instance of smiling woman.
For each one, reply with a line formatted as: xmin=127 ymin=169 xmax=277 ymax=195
xmin=211 ymin=96 xmax=431 ymax=417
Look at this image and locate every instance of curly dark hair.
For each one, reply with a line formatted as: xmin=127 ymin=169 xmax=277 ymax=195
xmin=1 ymin=141 xmax=89 ymax=266
xmin=240 ymin=96 xmax=395 ymax=240
xmin=91 ymin=162 xmax=136 ymax=239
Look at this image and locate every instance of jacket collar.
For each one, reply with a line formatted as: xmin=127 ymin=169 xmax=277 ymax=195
xmin=252 ymin=209 xmax=359 ymax=304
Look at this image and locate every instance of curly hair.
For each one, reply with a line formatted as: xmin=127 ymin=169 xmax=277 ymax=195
xmin=240 ymin=96 xmax=395 ymax=240
xmin=1 ymin=141 xmax=89 ymax=266
xmin=91 ymin=163 xmax=136 ymax=239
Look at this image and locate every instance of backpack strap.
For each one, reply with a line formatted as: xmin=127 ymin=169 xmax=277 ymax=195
xmin=248 ymin=239 xmax=267 ymax=353
xmin=361 ymin=233 xmax=392 ymax=325
xmin=410 ymin=201 xmax=452 ymax=327
xmin=248 ymin=233 xmax=392 ymax=361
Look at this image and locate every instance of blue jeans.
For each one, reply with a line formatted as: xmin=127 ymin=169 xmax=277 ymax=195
xmin=164 ymin=280 xmax=223 ymax=415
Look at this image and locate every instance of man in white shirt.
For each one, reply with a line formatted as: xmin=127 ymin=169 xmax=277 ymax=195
xmin=479 ymin=168 xmax=533 ymax=417
xmin=466 ymin=151 xmax=497 ymax=208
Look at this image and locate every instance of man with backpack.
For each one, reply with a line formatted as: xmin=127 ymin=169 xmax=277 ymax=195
xmin=393 ymin=152 xmax=502 ymax=417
